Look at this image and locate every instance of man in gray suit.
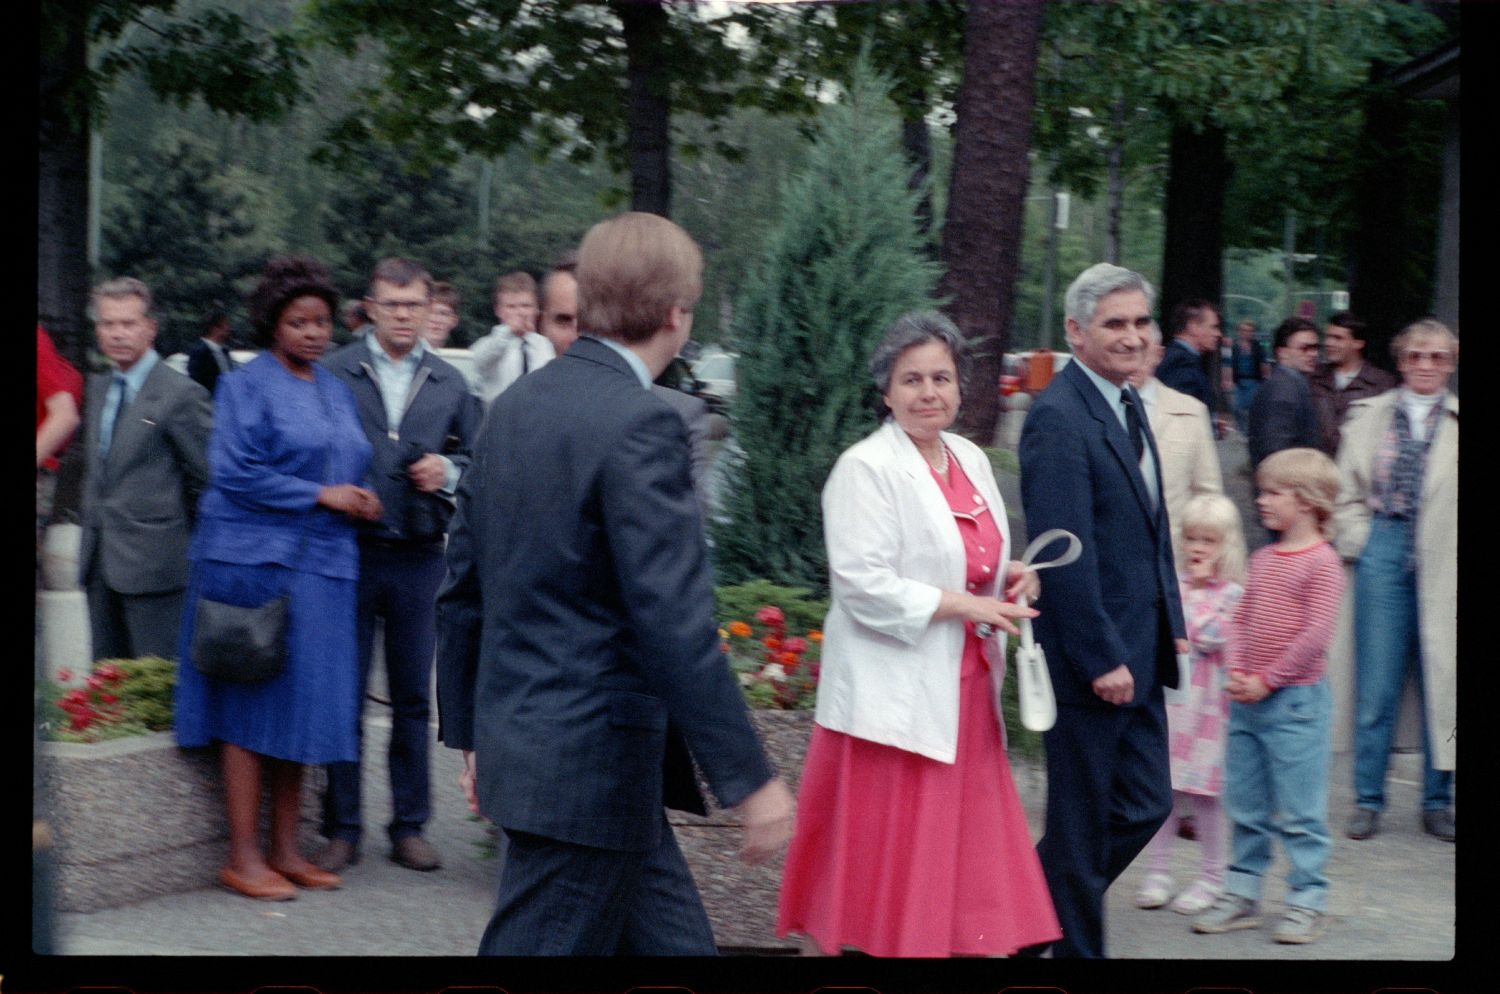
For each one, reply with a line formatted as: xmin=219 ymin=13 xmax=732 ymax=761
xmin=79 ymin=277 xmax=212 ymax=661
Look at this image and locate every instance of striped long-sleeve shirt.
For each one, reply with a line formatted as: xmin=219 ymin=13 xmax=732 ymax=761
xmin=1228 ymin=540 xmax=1344 ymax=689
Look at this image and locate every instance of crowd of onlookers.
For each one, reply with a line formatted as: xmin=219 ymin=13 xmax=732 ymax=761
xmin=35 ymin=234 xmax=1454 ymax=957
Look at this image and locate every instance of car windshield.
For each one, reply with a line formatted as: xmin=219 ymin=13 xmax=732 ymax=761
xmin=694 ymin=356 xmax=734 ymax=380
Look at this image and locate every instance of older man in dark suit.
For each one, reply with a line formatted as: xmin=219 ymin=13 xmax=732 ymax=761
xmin=1019 ymin=263 xmax=1188 ymax=958
xmin=80 ymin=277 xmax=212 ymax=661
xmin=436 ymin=212 xmax=793 ymax=956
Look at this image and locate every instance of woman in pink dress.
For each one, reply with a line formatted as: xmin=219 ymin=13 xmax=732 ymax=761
xmin=777 ymin=312 xmax=1061 ymax=957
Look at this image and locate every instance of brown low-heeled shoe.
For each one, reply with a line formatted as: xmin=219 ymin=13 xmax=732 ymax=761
xmin=219 ymin=866 xmax=297 ymax=902
xmin=270 ymin=862 xmax=342 ymax=890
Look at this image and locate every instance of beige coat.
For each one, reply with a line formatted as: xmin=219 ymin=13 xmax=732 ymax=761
xmin=1143 ymin=378 xmax=1223 ymax=567
xmin=1334 ymin=390 xmax=1457 ymax=770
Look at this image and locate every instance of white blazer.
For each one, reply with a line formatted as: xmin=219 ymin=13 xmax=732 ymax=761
xmin=815 ymin=419 xmax=1013 ymax=763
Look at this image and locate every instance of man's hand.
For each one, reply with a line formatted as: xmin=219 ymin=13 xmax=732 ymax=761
xmin=407 ymin=454 xmax=447 ymax=493
xmin=1091 ymin=664 xmax=1134 ymax=706
xmin=735 ymin=777 xmax=795 ymax=865
xmin=459 ymin=750 xmax=482 ymax=817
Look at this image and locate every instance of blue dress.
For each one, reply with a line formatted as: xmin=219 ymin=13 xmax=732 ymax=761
xmin=176 ymin=353 xmax=373 ymax=764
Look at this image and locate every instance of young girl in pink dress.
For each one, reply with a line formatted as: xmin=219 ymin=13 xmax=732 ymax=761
xmin=1135 ymin=493 xmax=1246 ymax=914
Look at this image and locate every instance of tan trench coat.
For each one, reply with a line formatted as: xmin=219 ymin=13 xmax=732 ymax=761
xmin=1334 ymin=390 xmax=1457 ymax=770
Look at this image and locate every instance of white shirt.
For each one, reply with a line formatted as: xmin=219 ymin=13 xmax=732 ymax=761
xmin=471 ymin=325 xmax=556 ymax=405
xmin=1076 ymin=360 xmax=1159 ymax=509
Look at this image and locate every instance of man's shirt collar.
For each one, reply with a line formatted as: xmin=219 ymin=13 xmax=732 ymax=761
xmin=365 ymin=331 xmax=426 ymax=369
xmin=591 ymin=335 xmax=653 ymax=389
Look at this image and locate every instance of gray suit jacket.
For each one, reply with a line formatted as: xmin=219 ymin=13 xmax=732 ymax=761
xmin=79 ymin=359 xmax=212 ymax=594
xmin=651 ymin=384 xmax=712 ymax=519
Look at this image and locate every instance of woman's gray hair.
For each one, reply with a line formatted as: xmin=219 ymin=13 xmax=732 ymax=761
xmin=1391 ymin=317 xmax=1459 ymax=364
xmin=869 ymin=311 xmax=970 ymax=413
xmin=1065 ymin=263 xmax=1155 ymax=328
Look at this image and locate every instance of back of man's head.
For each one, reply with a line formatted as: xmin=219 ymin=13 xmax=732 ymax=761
xmin=1169 ymin=298 xmax=1217 ymax=339
xmin=577 ymin=213 xmax=702 ymax=344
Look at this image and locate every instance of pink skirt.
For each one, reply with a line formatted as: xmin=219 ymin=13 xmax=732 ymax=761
xmin=776 ymin=664 xmax=1061 ymax=957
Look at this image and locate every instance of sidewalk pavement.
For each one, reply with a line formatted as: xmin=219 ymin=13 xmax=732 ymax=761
xmin=52 ymin=708 xmax=1453 ymax=961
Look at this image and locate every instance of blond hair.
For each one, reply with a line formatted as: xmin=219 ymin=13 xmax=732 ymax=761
xmin=1179 ymin=493 xmax=1247 ymax=584
xmin=492 ymin=271 xmax=537 ymax=306
xmin=576 ymin=212 xmax=702 ymax=343
xmin=1255 ymin=447 xmax=1341 ymax=539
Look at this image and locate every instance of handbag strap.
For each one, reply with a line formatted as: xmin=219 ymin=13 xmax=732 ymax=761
xmin=981 ymin=528 xmax=1083 ymax=644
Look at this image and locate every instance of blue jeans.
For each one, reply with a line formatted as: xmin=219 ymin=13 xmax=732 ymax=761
xmin=1223 ymin=681 xmax=1331 ymax=912
xmin=1352 ymin=517 xmax=1453 ymax=812
xmin=1233 ymin=380 xmax=1260 ymax=435
xmin=324 ymin=542 xmax=447 ymax=845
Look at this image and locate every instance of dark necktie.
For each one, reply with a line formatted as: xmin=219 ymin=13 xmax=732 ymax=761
xmin=520 ymin=338 xmax=530 ymax=375
xmin=1121 ymin=389 xmax=1144 ymax=461
xmin=100 ymin=374 xmax=129 ymax=458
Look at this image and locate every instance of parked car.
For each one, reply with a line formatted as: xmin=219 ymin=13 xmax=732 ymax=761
xmin=691 ymin=349 xmax=737 ymax=411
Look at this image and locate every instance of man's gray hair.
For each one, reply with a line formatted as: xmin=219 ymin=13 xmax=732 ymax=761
xmin=90 ymin=276 xmax=154 ymax=319
xmin=869 ymin=310 xmax=970 ymax=397
xmin=1065 ymin=263 xmax=1155 ymax=328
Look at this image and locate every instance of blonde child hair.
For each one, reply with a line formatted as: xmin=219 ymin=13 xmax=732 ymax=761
xmin=1255 ymin=447 xmax=1341 ymax=540
xmin=1179 ymin=493 xmax=1247 ymax=584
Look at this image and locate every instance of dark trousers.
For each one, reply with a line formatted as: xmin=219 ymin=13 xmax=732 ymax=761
xmin=1034 ymin=698 xmax=1172 ymax=958
xmin=478 ymin=812 xmax=716 ymax=956
xmin=323 ymin=542 xmax=446 ymax=845
xmin=85 ymin=573 xmax=182 ymax=661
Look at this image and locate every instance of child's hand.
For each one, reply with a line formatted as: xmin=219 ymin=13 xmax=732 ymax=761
xmin=1228 ymin=672 xmax=1270 ymax=704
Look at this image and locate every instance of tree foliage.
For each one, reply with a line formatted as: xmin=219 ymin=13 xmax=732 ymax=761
xmin=100 ymin=133 xmax=281 ymax=355
xmin=713 ymin=65 xmax=940 ymax=593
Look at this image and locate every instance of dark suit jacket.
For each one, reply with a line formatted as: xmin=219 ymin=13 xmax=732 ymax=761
xmin=1309 ymin=361 xmax=1396 ymax=457
xmin=79 ymin=358 xmax=212 ymax=594
xmin=1018 ymin=359 xmax=1186 ymax=707
xmin=1155 ymin=338 xmax=1214 ymax=411
xmin=1247 ymin=363 xmax=1319 ymax=468
xmin=651 ymin=384 xmax=712 ymax=518
xmin=435 ymin=336 xmax=773 ymax=854
xmin=186 ymin=338 xmax=231 ymax=396
xmin=323 ymin=342 xmax=481 ymax=544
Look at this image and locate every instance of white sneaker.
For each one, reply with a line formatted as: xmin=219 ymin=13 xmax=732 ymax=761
xmin=1134 ymin=872 xmax=1175 ymax=909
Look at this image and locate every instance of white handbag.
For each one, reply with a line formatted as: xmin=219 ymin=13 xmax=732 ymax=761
xmin=981 ymin=528 xmax=1082 ymax=732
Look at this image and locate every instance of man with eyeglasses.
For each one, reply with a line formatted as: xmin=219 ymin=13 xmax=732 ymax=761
xmin=318 ymin=257 xmax=482 ymax=874
xmin=1247 ymin=317 xmax=1321 ymax=474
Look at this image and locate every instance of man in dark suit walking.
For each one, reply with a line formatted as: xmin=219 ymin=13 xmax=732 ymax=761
xmin=80 ymin=277 xmax=212 ymax=661
xmin=1248 ymin=317 xmax=1321 ymax=470
xmin=436 ymin=212 xmax=793 ymax=956
xmin=1156 ymin=297 xmax=1220 ymax=413
xmin=185 ymin=310 xmax=234 ymax=396
xmin=1019 ymin=263 xmax=1188 ymax=958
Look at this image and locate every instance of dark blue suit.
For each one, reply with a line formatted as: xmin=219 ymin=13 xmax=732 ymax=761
xmin=1019 ymin=358 xmax=1186 ymax=958
xmin=1156 ymin=337 xmax=1214 ymax=411
xmin=436 ymin=336 xmax=774 ymax=955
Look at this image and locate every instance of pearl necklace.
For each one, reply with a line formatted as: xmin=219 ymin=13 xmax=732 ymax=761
xmin=926 ymin=444 xmax=949 ymax=476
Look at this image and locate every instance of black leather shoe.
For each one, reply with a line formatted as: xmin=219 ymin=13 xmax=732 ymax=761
xmin=312 ymin=838 xmax=360 ymax=872
xmin=391 ymin=835 xmax=442 ymax=871
xmin=1422 ymin=809 xmax=1456 ymax=842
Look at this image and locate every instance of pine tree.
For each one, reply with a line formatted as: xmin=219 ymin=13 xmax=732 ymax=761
xmin=713 ymin=63 xmax=940 ymax=593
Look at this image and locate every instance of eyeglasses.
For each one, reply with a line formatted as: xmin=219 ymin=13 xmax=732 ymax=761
xmin=1402 ymin=350 xmax=1454 ymax=366
xmin=371 ymin=299 xmax=430 ymax=313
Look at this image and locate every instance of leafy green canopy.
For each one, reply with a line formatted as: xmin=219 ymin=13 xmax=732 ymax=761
xmin=712 ymin=64 xmax=939 ymax=593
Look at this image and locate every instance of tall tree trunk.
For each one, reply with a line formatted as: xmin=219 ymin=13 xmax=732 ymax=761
xmin=38 ymin=5 xmax=93 ymax=372
xmin=618 ymin=0 xmax=672 ymax=217
xmin=1158 ymin=123 xmax=1230 ymax=321
xmin=901 ymin=113 xmax=934 ymax=245
xmin=1105 ymin=99 xmax=1126 ymax=264
xmin=1348 ymin=77 xmax=1440 ymax=371
xmin=938 ymin=0 xmax=1046 ymax=445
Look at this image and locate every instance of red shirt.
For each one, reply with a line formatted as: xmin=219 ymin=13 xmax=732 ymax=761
xmin=37 ymin=325 xmax=84 ymax=470
xmin=1228 ymin=540 xmax=1343 ymax=689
